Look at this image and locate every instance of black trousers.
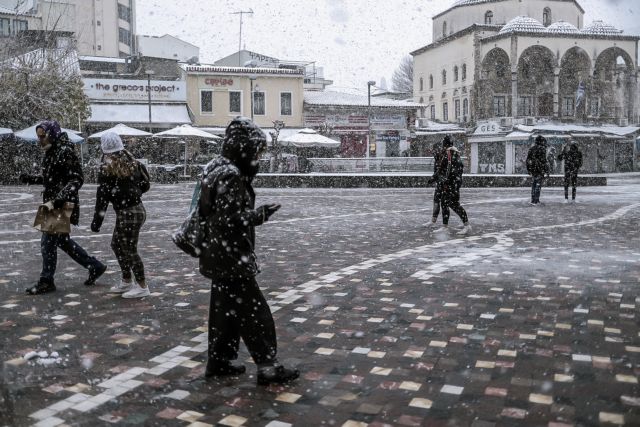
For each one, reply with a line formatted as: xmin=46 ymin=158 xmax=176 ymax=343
xmin=442 ymin=190 xmax=468 ymax=225
xmin=208 ymin=275 xmax=278 ymax=366
xmin=564 ymin=171 xmax=578 ymax=199
xmin=111 ymin=204 xmax=146 ymax=282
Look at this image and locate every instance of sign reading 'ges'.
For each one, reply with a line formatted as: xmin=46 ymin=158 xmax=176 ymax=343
xmin=83 ymin=78 xmax=186 ymax=102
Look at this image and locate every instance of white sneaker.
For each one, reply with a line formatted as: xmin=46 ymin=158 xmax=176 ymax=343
xmin=109 ymin=280 xmax=133 ymax=294
xmin=457 ymin=225 xmax=471 ymax=236
xmin=427 ymin=219 xmax=438 ymax=228
xmin=563 ymin=199 xmax=569 ymax=204
xmin=433 ymin=225 xmax=449 ymax=233
xmin=122 ymin=282 xmax=150 ymax=299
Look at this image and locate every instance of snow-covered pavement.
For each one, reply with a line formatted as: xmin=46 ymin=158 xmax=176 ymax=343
xmin=1 ymin=179 xmax=639 ymax=426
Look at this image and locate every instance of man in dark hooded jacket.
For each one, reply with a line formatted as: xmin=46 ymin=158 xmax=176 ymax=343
xmin=526 ymin=135 xmax=550 ymax=205
xmin=557 ymin=142 xmax=583 ymax=202
xmin=20 ymin=120 xmax=106 ymax=295
xmin=198 ymin=117 xmax=299 ymax=385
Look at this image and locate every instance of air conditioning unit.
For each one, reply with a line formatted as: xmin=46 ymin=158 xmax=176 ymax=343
xmin=418 ymin=118 xmax=430 ymax=128
xmin=500 ymin=117 xmax=512 ymax=127
xmin=525 ymin=117 xmax=535 ymax=126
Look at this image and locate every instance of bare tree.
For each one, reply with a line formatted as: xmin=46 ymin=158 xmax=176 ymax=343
xmin=391 ymin=55 xmax=414 ymax=94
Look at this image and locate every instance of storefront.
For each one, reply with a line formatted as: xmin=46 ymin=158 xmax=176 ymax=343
xmin=83 ymin=77 xmax=190 ymax=132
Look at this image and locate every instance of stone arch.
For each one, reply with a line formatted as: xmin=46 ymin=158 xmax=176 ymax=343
xmin=517 ymin=45 xmax=556 ymax=117
xmin=593 ymin=47 xmax=636 ymax=121
xmin=478 ymin=47 xmax=511 ymax=118
xmin=559 ymin=47 xmax=591 ymax=118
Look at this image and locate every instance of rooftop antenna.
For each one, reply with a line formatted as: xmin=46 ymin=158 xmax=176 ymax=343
xmin=231 ymin=9 xmax=253 ymax=66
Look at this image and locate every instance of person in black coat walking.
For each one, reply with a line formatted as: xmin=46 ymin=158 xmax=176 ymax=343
xmin=198 ymin=116 xmax=299 ymax=385
xmin=557 ymin=142 xmax=583 ymax=202
xmin=526 ymin=135 xmax=550 ymax=205
xmin=430 ymin=136 xmax=470 ymax=235
xmin=91 ymin=132 xmax=151 ymax=298
xmin=20 ymin=120 xmax=106 ymax=295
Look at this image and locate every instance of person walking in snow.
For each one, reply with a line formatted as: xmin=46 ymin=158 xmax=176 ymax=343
xmin=198 ymin=117 xmax=299 ymax=385
xmin=90 ymin=133 xmax=151 ymax=298
xmin=431 ymin=135 xmax=471 ymax=235
xmin=557 ymin=141 xmax=583 ymax=203
xmin=427 ymin=141 xmax=445 ymax=227
xmin=526 ymin=135 xmax=550 ymax=205
xmin=20 ymin=120 xmax=106 ymax=295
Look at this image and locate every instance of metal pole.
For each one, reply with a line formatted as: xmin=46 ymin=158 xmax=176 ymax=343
xmin=250 ymin=77 xmax=255 ymax=120
xmin=183 ymin=140 xmax=188 ymax=177
xmin=367 ymin=81 xmax=376 ymax=171
xmin=231 ymin=10 xmax=253 ymax=66
xmin=146 ymin=71 xmax=154 ymax=132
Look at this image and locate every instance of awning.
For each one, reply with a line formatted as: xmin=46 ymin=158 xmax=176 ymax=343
xmin=87 ymin=103 xmax=191 ymax=126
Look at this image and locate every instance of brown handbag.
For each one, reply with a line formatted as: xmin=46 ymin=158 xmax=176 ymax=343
xmin=33 ymin=202 xmax=74 ymax=234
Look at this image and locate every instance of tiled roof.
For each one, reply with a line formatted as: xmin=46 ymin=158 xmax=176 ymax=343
xmin=547 ymin=20 xmax=580 ymax=34
xmin=581 ymin=20 xmax=622 ymax=35
xmin=304 ymin=91 xmax=423 ymax=109
xmin=499 ymin=16 xmax=547 ymax=34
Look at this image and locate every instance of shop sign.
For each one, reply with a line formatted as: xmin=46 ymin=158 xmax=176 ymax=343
xmin=204 ymin=77 xmax=234 ymax=87
xmin=83 ymin=78 xmax=186 ymax=102
xmin=371 ymin=114 xmax=405 ymax=130
xmin=475 ymin=121 xmax=501 ymax=135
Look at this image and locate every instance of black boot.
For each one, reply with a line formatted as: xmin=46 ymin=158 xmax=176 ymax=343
xmin=84 ymin=263 xmax=107 ymax=286
xmin=26 ymin=278 xmax=56 ymax=295
xmin=257 ymin=365 xmax=300 ymax=386
xmin=205 ymin=361 xmax=246 ymax=378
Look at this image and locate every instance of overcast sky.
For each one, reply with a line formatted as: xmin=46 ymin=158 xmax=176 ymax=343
xmin=137 ymin=0 xmax=639 ymax=93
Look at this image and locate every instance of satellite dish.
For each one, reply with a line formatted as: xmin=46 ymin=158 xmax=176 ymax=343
xmin=244 ymin=59 xmax=258 ymax=68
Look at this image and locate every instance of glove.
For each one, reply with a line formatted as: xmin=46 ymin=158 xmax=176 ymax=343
xmin=256 ymin=204 xmax=281 ymax=222
xmin=53 ymin=199 xmax=65 ymax=209
xmin=90 ymin=222 xmax=100 ymax=233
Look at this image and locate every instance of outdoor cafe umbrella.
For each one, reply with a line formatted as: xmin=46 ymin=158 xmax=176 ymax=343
xmin=15 ymin=124 xmax=85 ymax=144
xmin=0 ymin=128 xmax=12 ymax=136
xmin=153 ymin=124 xmax=221 ymax=176
xmin=88 ymin=123 xmax=152 ymax=139
xmin=280 ymin=128 xmax=340 ymax=148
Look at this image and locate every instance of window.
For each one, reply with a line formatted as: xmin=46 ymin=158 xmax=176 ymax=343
xmin=419 ymin=97 xmax=424 ymax=104
xmin=590 ymin=97 xmax=600 ymax=116
xmin=543 ymin=7 xmax=551 ymax=26
xmin=518 ymin=96 xmax=534 ymax=116
xmin=462 ymin=64 xmax=467 ymax=80
xmin=118 ymin=28 xmax=131 ymax=45
xmin=454 ymin=66 xmax=459 ymax=82
xmin=430 ymin=105 xmax=436 ymax=120
xmin=0 ymin=18 xmax=9 ymax=37
xmin=280 ymin=92 xmax=292 ymax=115
xmin=118 ymin=4 xmax=131 ymax=22
xmin=492 ymin=96 xmax=506 ymax=117
xmin=253 ymin=91 xmax=265 ymax=115
xmin=443 ymin=102 xmax=449 ymax=121
xmin=229 ymin=91 xmax=241 ymax=114
xmin=419 ymin=77 xmax=423 ymax=91
xmin=443 ymin=21 xmax=447 ymax=37
xmin=429 ymin=75 xmax=433 ymax=89
xmin=13 ymin=19 xmax=27 ymax=34
xmin=463 ymin=98 xmax=469 ymax=117
xmin=454 ymin=99 xmax=461 ymax=119
xmin=563 ymin=97 xmax=574 ymax=116
xmin=485 ymin=10 xmax=493 ymax=25
xmin=200 ymin=90 xmax=213 ymax=114
xmin=442 ymin=70 xmax=447 ymax=85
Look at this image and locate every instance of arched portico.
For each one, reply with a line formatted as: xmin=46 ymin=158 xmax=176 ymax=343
xmin=559 ymin=47 xmax=591 ymax=119
xmin=593 ymin=47 xmax=637 ymax=122
xmin=517 ymin=45 xmax=557 ymax=117
xmin=478 ymin=47 xmax=511 ymax=118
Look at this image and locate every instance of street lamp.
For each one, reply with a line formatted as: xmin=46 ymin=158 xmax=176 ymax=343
xmin=367 ymin=80 xmax=376 ymax=170
xmin=249 ymin=74 xmax=257 ymax=120
xmin=145 ymin=69 xmax=155 ymax=132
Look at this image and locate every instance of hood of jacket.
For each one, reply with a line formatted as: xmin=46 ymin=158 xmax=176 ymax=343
xmin=220 ymin=117 xmax=267 ymax=178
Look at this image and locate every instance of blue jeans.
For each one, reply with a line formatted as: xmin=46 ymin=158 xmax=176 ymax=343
xmin=40 ymin=233 xmax=101 ymax=283
xmin=531 ymin=176 xmax=543 ymax=203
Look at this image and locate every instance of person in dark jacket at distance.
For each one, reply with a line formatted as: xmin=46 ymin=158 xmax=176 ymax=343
xmin=431 ymin=135 xmax=471 ymax=235
xmin=199 ymin=116 xmax=299 ymax=385
xmin=557 ymin=142 xmax=583 ymax=203
xmin=427 ymin=142 xmax=444 ymax=227
xmin=526 ymin=135 xmax=550 ymax=205
xmin=20 ymin=120 xmax=106 ymax=295
xmin=91 ymin=132 xmax=151 ymax=298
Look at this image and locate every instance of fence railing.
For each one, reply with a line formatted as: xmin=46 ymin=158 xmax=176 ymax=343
xmin=307 ymin=157 xmax=436 ymax=173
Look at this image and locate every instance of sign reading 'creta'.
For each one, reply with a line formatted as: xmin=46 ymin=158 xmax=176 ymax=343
xmin=83 ymin=78 xmax=186 ymax=102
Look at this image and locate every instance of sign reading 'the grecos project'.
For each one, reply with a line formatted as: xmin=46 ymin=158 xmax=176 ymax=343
xmin=83 ymin=78 xmax=187 ymax=102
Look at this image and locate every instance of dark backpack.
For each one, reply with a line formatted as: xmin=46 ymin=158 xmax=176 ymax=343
xmin=172 ymin=180 xmax=207 ymax=258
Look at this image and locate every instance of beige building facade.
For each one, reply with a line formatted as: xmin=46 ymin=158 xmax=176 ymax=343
xmin=181 ymin=64 xmax=305 ymax=129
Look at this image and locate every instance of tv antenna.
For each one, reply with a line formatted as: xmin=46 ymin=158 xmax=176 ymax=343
xmin=231 ymin=9 xmax=253 ymax=66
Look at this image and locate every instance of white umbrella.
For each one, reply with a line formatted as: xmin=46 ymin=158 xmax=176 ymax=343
xmin=0 ymin=128 xmax=12 ymax=136
xmin=88 ymin=123 xmax=152 ymax=139
xmin=15 ymin=125 xmax=85 ymax=144
xmin=153 ymin=125 xmax=221 ymax=176
xmin=280 ymin=128 xmax=340 ymax=148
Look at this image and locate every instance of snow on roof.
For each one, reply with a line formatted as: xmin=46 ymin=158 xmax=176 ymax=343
xmin=79 ymin=55 xmax=127 ymax=64
xmin=499 ymin=16 xmax=547 ymax=35
xmin=581 ymin=20 xmax=622 ymax=35
xmin=0 ymin=6 xmax=16 ymax=14
xmin=547 ymin=21 xmax=580 ymax=34
xmin=180 ymin=64 xmax=303 ymax=76
xmin=304 ymin=91 xmax=423 ymax=108
xmin=515 ymin=123 xmax=639 ymax=137
xmin=416 ymin=120 xmax=466 ymax=133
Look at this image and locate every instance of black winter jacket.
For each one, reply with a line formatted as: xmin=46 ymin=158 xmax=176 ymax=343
xmin=25 ymin=135 xmax=83 ymax=225
xmin=91 ymin=160 xmax=150 ymax=231
xmin=433 ymin=147 xmax=464 ymax=196
xmin=526 ymin=142 xmax=550 ymax=177
xmin=198 ymin=157 xmax=268 ymax=280
xmin=557 ymin=147 xmax=583 ymax=173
